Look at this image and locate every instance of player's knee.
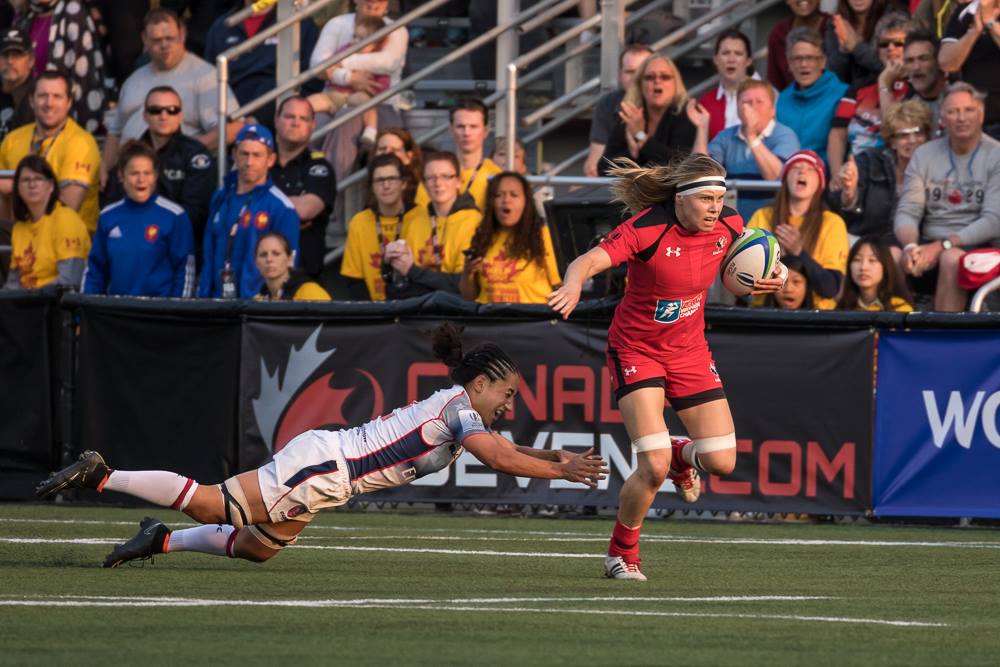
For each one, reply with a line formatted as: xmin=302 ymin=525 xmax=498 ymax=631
xmin=234 ymin=523 xmax=301 ymax=563
xmin=632 ymin=433 xmax=672 ymax=487
xmin=691 ymin=434 xmax=737 ymax=475
xmin=182 ymin=487 xmax=226 ymax=525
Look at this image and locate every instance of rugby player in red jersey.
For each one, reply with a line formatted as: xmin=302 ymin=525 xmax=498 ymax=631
xmin=549 ymin=154 xmax=787 ymax=580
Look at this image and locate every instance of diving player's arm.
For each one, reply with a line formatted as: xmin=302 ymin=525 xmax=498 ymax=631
xmin=463 ymin=432 xmax=608 ymax=488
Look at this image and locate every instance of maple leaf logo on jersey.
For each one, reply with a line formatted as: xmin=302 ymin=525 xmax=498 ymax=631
xmin=713 ymin=235 xmax=728 ymax=255
xmin=251 ymin=326 xmax=385 ymax=453
xmin=144 ymin=224 xmax=160 ymax=243
xmin=483 ymin=250 xmax=520 ymax=283
xmin=15 ymin=243 xmax=37 ymax=288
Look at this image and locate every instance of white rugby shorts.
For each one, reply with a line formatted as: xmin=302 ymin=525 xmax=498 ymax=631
xmin=257 ymin=429 xmax=353 ymax=523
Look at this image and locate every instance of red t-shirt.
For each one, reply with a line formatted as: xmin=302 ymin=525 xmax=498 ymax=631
xmin=599 ymin=203 xmax=743 ymax=355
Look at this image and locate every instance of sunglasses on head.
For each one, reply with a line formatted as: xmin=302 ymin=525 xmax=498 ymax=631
xmin=145 ymin=105 xmax=181 ymax=116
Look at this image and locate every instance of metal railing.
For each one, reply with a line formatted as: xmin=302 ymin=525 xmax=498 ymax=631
xmin=970 ymin=276 xmax=1000 ymax=312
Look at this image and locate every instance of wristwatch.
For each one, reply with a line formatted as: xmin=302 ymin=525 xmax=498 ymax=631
xmin=633 ymin=130 xmax=648 ymax=143
xmin=941 ymin=239 xmax=953 ymax=250
xmin=987 ymin=19 xmax=998 ymax=31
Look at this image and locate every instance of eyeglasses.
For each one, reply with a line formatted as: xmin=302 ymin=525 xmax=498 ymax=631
xmin=19 ymin=175 xmax=50 ymax=186
xmin=145 ymin=105 xmax=181 ymax=116
xmin=373 ymin=176 xmax=402 ymax=185
xmin=878 ymin=39 xmax=905 ymax=48
xmin=425 ymin=174 xmax=457 ymax=183
xmin=642 ymin=73 xmax=674 ymax=82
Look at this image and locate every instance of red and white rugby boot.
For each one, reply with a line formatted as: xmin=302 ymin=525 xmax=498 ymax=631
xmin=668 ymin=439 xmax=701 ymax=504
xmin=603 ymin=556 xmax=647 ymax=581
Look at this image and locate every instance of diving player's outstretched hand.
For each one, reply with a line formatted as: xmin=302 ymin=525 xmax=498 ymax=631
xmin=750 ymin=261 xmax=788 ymax=295
xmin=558 ymin=447 xmax=609 ymax=488
xmin=548 ymin=281 xmax=582 ymax=320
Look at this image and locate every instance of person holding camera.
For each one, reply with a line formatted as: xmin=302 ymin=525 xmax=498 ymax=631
xmin=340 ymin=153 xmax=419 ymax=301
xmin=377 ymin=151 xmax=482 ymax=299
xmin=459 ymin=172 xmax=560 ymax=304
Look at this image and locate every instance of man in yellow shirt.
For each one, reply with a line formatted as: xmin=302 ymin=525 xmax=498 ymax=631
xmin=449 ymin=98 xmax=503 ymax=212
xmin=0 ymin=71 xmax=101 ymax=233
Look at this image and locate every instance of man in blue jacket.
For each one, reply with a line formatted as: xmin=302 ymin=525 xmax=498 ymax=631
xmin=199 ymin=123 xmax=300 ymax=299
xmin=777 ymin=27 xmax=849 ymax=166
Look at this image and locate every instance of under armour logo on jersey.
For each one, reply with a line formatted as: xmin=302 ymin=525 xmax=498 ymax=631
xmin=623 ymin=366 xmax=637 ymax=376
xmin=664 ymin=246 xmax=681 ymax=257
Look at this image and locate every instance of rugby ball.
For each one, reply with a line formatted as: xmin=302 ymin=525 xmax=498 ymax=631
xmin=721 ymin=228 xmax=780 ymax=297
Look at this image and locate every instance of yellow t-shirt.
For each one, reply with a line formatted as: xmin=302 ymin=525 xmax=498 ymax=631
xmin=475 ymin=225 xmax=561 ymax=304
xmin=292 ymin=282 xmax=331 ymax=301
xmin=341 ymin=208 xmax=418 ymax=301
xmin=10 ymin=204 xmax=90 ymax=289
xmin=460 ymin=157 xmax=504 ymax=212
xmin=0 ymin=119 xmax=101 ymax=233
xmin=402 ymin=202 xmax=481 ymax=273
xmin=748 ymin=207 xmax=849 ymax=310
xmin=855 ymin=295 xmax=913 ymax=312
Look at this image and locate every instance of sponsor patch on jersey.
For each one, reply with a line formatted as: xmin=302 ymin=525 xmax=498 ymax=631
xmin=653 ymin=294 xmax=702 ymax=324
xmin=458 ymin=409 xmax=484 ymax=433
xmin=240 ymin=210 xmax=252 ymax=228
xmin=255 ymin=211 xmax=270 ymax=230
xmin=308 ymin=163 xmax=329 ymax=177
xmin=163 ymin=168 xmax=184 ymax=181
xmin=190 ymin=154 xmax=211 ymax=170
xmin=144 ymin=224 xmax=160 ymax=243
xmin=286 ymin=504 xmax=307 ymax=518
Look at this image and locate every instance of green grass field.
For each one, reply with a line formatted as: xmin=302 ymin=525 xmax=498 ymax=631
xmin=1 ymin=503 xmax=998 ymax=666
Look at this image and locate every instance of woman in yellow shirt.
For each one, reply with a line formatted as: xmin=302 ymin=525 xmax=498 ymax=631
xmin=340 ymin=154 xmax=419 ymax=300
xmin=387 ymin=151 xmax=482 ymax=298
xmin=837 ymin=235 xmax=913 ymax=312
xmin=6 ymin=155 xmax=89 ymax=290
xmin=460 ymin=172 xmax=561 ymax=304
xmin=373 ymin=128 xmax=430 ymax=208
xmin=748 ymin=150 xmax=848 ymax=309
xmin=255 ymin=232 xmax=331 ymax=302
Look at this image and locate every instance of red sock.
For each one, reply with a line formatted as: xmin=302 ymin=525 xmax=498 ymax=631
xmin=608 ymin=519 xmax=642 ymax=563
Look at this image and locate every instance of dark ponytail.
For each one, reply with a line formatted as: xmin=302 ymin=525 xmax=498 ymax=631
xmin=431 ymin=322 xmax=519 ymax=385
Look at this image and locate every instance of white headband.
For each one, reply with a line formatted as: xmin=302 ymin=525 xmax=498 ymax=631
xmin=675 ymin=175 xmax=727 ymax=197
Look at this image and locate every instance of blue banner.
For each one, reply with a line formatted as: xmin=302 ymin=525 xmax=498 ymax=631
xmin=874 ymin=331 xmax=1000 ymax=518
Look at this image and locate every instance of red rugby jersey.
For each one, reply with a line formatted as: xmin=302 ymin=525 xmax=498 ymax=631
xmin=599 ymin=203 xmax=743 ymax=354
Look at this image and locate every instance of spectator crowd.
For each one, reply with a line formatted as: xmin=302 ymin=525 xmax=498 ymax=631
xmin=1 ymin=0 xmax=999 ymax=313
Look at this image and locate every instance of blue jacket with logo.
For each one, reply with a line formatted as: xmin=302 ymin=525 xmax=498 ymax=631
xmin=777 ymin=69 xmax=849 ymax=165
xmin=84 ymin=195 xmax=195 ymax=297
xmin=199 ymin=173 xmax=300 ymax=298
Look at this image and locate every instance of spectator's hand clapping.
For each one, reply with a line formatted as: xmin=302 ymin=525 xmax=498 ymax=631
xmin=774 ymin=223 xmax=804 ymax=257
xmin=618 ymin=100 xmax=645 ymax=138
xmin=838 ymin=155 xmax=858 ymax=200
xmin=832 ymin=15 xmax=860 ymax=52
xmin=685 ymin=99 xmax=711 ymax=131
xmin=384 ymin=240 xmax=414 ymax=276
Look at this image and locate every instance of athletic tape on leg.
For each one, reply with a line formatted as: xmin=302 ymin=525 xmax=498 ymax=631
xmin=220 ymin=478 xmax=250 ymax=529
xmin=247 ymin=523 xmax=299 ymax=551
xmin=682 ymin=433 xmax=737 ymax=471
xmin=632 ymin=431 xmax=672 ymax=453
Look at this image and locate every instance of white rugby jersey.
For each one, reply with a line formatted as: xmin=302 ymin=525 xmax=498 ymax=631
xmin=338 ymin=385 xmax=490 ymax=495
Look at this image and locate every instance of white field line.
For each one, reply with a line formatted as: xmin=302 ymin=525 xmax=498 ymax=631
xmin=0 ymin=594 xmax=945 ymax=628
xmin=0 ymin=594 xmax=836 ymax=605
xmin=5 ymin=517 xmax=1000 ymax=550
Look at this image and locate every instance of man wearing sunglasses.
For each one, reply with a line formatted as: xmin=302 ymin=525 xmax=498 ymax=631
xmin=103 ymin=86 xmax=215 ymax=267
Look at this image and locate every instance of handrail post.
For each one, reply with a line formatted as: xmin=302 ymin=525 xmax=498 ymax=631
xmin=599 ymin=0 xmax=622 ymax=93
xmin=276 ymin=0 xmax=300 ymax=113
xmin=494 ymin=0 xmax=518 ymax=140
xmin=217 ymin=55 xmax=229 ymax=188
xmin=506 ymin=64 xmax=517 ymax=172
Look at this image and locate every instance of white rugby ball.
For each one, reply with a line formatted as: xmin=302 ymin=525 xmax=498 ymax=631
xmin=720 ymin=228 xmax=780 ymax=297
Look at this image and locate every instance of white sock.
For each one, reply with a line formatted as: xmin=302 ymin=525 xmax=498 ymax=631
xmin=102 ymin=471 xmax=198 ymax=509
xmin=681 ymin=442 xmax=706 ymax=472
xmin=361 ymin=125 xmax=377 ymax=142
xmin=166 ymin=524 xmax=236 ymax=557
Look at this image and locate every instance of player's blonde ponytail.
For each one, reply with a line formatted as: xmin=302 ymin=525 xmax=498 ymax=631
xmin=607 ymin=154 xmax=726 ymax=216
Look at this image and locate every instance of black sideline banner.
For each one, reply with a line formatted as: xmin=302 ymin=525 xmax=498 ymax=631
xmin=0 ymin=293 xmax=57 ymax=499
xmin=75 ymin=307 xmax=242 ymax=496
xmin=241 ymin=321 xmax=873 ymax=514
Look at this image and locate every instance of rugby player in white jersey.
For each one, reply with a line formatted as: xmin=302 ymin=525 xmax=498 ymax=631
xmin=37 ymin=323 xmax=608 ymax=567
